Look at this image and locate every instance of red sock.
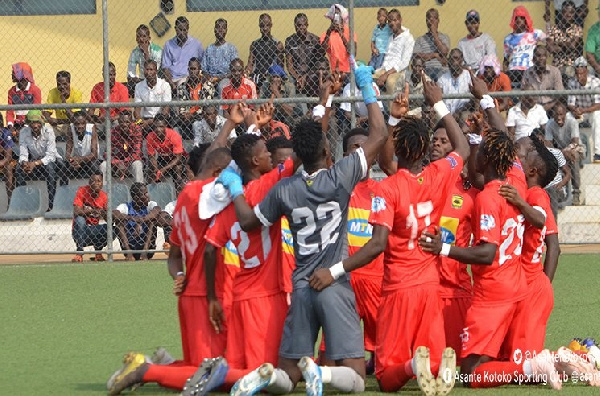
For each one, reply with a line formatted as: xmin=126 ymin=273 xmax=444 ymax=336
xmin=142 ymin=364 xmax=198 ymax=390
xmin=221 ymin=368 xmax=252 ymax=391
xmin=470 ymin=361 xmax=523 ymax=388
xmin=378 ymin=361 xmax=413 ymax=392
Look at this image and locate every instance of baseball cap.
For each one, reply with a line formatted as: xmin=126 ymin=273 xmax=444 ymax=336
xmin=26 ymin=110 xmax=43 ymax=123
xmin=574 ymin=56 xmax=588 ymax=68
xmin=466 ymin=10 xmax=480 ymax=22
xmin=267 ymin=64 xmax=287 ymax=79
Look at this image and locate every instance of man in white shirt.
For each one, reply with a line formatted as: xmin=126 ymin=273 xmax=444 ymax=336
xmin=192 ymin=105 xmax=234 ymax=146
xmin=437 ymin=48 xmax=472 ymax=114
xmin=16 ymin=110 xmax=62 ymax=211
xmin=134 ymin=59 xmax=172 ymax=132
xmin=372 ymin=9 xmax=414 ymax=94
xmin=340 ymin=81 xmax=384 ymax=127
xmin=457 ymin=10 xmax=497 ymax=71
xmin=506 ymin=87 xmax=549 ymax=140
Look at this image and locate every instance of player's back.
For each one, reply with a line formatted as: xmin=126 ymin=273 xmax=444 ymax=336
xmin=471 ymin=180 xmax=528 ymax=304
xmin=171 ymin=178 xmax=215 ymax=297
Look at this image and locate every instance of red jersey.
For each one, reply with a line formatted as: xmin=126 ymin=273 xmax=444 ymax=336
xmin=147 ymin=128 xmax=184 ymax=157
xmin=348 ymin=178 xmax=383 ymax=278
xmin=369 ymin=152 xmax=463 ymax=295
xmin=521 ymin=186 xmax=558 ymax=283
xmin=170 ymin=178 xmax=223 ymax=298
xmin=439 ymin=178 xmax=477 ymax=297
xmin=205 ymin=159 xmax=294 ymax=301
xmin=281 ymin=216 xmax=295 ymax=293
xmin=73 ymin=185 xmax=107 ymax=226
xmin=90 ymin=81 xmax=129 ymax=118
xmin=221 ymin=77 xmax=257 ymax=110
xmin=471 ymin=180 xmax=528 ymax=304
xmin=507 ymin=159 xmax=528 ymax=198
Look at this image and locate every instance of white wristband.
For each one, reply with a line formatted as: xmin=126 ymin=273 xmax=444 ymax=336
xmin=440 ymin=243 xmax=451 ymax=257
xmin=326 ymin=94 xmax=334 ymax=108
xmin=433 ymin=101 xmax=450 ymax=121
xmin=312 ymin=105 xmax=326 ymax=119
xmin=467 ymin=133 xmax=482 ymax=145
xmin=247 ymin=124 xmax=261 ymax=136
xmin=388 ymin=115 xmax=401 ymax=126
xmin=329 ymin=262 xmax=346 ymax=280
xmin=176 ymin=271 xmax=184 ymax=277
xmin=480 ymin=95 xmax=495 ymax=110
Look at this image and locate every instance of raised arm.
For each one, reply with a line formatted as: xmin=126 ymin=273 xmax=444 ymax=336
xmin=378 ymin=84 xmax=411 ymax=176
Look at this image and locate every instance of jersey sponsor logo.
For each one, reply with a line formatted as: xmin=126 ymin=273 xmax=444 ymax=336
xmin=372 ymin=196 xmax=386 ymax=213
xmin=281 ymin=217 xmax=294 ymax=255
xmin=277 ymin=162 xmax=285 ymax=175
xmin=480 ymin=214 xmax=496 ymax=231
xmin=451 ymin=195 xmax=463 ymax=209
xmin=417 ymin=176 xmax=424 ymax=184
xmin=440 ymin=216 xmax=459 ymax=245
xmin=306 ymin=179 xmax=314 ymax=187
xmin=347 ymin=207 xmax=373 ymax=247
xmin=222 ymin=240 xmax=240 ymax=267
xmin=446 ymin=155 xmax=458 ymax=169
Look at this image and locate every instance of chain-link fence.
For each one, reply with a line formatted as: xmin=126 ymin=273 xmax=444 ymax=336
xmin=1 ymin=0 xmax=600 ymax=259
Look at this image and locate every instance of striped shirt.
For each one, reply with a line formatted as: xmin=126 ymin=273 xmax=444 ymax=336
xmin=568 ymin=75 xmax=600 ymax=109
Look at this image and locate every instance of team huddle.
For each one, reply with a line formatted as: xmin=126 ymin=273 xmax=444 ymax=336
xmin=106 ymin=65 xmax=600 ymax=396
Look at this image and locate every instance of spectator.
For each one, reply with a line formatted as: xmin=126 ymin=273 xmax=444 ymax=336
xmin=247 ymin=13 xmax=285 ymax=88
xmin=71 ymin=172 xmax=110 ymax=262
xmin=546 ymin=1 xmax=584 ymax=84
xmin=478 ymin=54 xmax=512 ymax=112
xmin=413 ymin=8 xmax=450 ymax=81
xmin=503 ymin=6 xmax=546 ymax=89
xmin=220 ymin=59 xmax=257 ymax=116
xmin=261 ymin=118 xmax=291 ymax=140
xmin=522 ymin=45 xmax=564 ymax=112
xmin=340 ymin=78 xmax=383 ymax=128
xmin=0 ymin=119 xmax=15 ymax=201
xmin=193 ymin=105 xmax=230 ymax=146
xmin=173 ymin=57 xmax=213 ymax=140
xmin=369 ymin=8 xmax=392 ymax=70
xmin=373 ymin=9 xmax=414 ymax=94
xmin=438 ymin=49 xmax=472 ymax=114
xmin=16 ymin=110 xmax=62 ymax=210
xmin=43 ymin=70 xmax=83 ymax=140
xmin=64 ymin=111 xmax=99 ymax=182
xmin=545 ymin=101 xmax=584 ymax=205
xmin=506 ymin=85 xmax=549 ymax=141
xmin=266 ymin=135 xmax=293 ymax=165
xmin=100 ymin=110 xmax=144 ymax=183
xmin=127 ymin=24 xmax=162 ymax=88
xmin=320 ymin=4 xmax=357 ymax=75
xmin=158 ymin=200 xmax=175 ymax=251
xmin=146 ymin=114 xmax=185 ymax=193
xmin=134 ymin=59 xmax=171 ymax=132
xmin=545 ymin=0 xmax=588 ymax=28
xmin=394 ymin=55 xmax=431 ymax=116
xmin=585 ymin=7 xmax=600 ymax=77
xmin=545 ymin=142 xmax=572 ymax=218
xmin=457 ymin=10 xmax=497 ymax=71
xmin=7 ymin=63 xmax=41 ymax=131
xmin=113 ymin=182 xmax=160 ymax=261
xmin=259 ymin=65 xmax=302 ymax=127
xmin=88 ymin=61 xmax=129 ymax=137
xmin=567 ymin=57 xmax=600 ymax=162
xmin=285 ymin=13 xmax=327 ymax=98
xmin=202 ymin=18 xmax=238 ymax=81
xmin=161 ymin=16 xmax=204 ymax=89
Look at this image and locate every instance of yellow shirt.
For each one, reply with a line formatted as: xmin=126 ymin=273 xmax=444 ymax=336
xmin=46 ymin=87 xmax=83 ymax=119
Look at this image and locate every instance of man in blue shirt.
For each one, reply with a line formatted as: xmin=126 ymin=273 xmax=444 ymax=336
xmin=0 ymin=120 xmax=15 ymax=202
xmin=202 ymin=18 xmax=239 ymax=80
xmin=370 ymin=8 xmax=392 ymax=69
xmin=161 ymin=16 xmax=204 ymax=89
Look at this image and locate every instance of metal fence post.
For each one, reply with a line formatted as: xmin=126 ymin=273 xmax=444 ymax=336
xmin=102 ymin=0 xmax=114 ymax=262
xmin=349 ymin=0 xmax=356 ymax=130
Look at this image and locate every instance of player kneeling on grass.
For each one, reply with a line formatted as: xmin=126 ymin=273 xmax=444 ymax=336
xmin=218 ymin=63 xmax=388 ymax=396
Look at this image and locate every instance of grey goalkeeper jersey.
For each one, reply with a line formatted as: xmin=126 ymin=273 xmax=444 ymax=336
xmin=255 ymin=148 xmax=368 ymax=288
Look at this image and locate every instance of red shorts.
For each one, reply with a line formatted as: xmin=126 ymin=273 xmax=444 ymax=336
xmin=351 ymin=274 xmax=382 ymax=352
xmin=375 ymin=285 xmax=445 ymax=379
xmin=441 ymin=296 xmax=471 ymax=364
xmin=500 ymin=275 xmax=554 ymax=360
xmin=226 ymin=292 xmax=288 ymax=370
xmin=178 ymin=295 xmax=227 ymax=366
xmin=460 ymin=300 xmax=520 ymax=359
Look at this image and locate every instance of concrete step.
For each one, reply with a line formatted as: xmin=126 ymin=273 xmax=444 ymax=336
xmin=558 ymin=222 xmax=600 ymax=244
xmin=583 ymin=185 xmax=600 ymax=205
xmin=581 ymin=163 xmax=600 ymax=186
xmin=558 ymin=205 xmax=600 ymax=224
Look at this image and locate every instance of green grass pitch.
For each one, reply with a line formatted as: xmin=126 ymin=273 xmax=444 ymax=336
xmin=2 ymin=254 xmax=600 ymax=395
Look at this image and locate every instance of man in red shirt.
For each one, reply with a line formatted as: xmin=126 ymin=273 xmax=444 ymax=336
xmin=221 ymin=59 xmax=257 ymax=116
xmin=99 ymin=110 xmax=144 ymax=183
xmin=7 ymin=62 xmax=41 ymax=130
xmin=88 ymin=62 xmax=129 ymax=129
xmin=430 ymin=127 xmax=476 ymax=364
xmin=146 ymin=114 xmax=185 ymax=193
xmin=71 ymin=172 xmax=109 ymax=262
